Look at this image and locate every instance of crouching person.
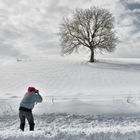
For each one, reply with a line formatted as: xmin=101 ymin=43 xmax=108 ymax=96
xmin=19 ymin=87 xmax=43 ymax=131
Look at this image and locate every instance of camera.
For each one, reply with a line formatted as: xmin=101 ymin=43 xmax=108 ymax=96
xmin=35 ymin=89 xmax=39 ymax=93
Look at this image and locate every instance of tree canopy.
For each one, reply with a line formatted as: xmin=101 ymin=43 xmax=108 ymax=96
xmin=59 ymin=7 xmax=118 ymax=62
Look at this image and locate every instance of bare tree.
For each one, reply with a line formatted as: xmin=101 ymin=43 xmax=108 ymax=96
xmin=59 ymin=7 xmax=118 ymax=62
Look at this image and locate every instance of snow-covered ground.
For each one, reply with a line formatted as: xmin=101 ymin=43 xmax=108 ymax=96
xmin=1 ymin=113 xmax=140 ymax=140
xmin=1 ymin=55 xmax=140 ymax=139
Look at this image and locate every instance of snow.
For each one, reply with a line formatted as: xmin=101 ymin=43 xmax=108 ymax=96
xmin=1 ymin=55 xmax=140 ymax=139
xmin=1 ymin=113 xmax=140 ymax=140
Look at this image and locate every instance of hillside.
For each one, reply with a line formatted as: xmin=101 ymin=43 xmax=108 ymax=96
xmin=1 ymin=56 xmax=140 ymax=139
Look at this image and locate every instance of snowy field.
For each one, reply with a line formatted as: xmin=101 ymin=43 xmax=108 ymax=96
xmin=0 ymin=55 xmax=140 ymax=139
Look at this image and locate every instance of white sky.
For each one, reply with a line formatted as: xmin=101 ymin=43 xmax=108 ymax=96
xmin=0 ymin=0 xmax=139 ymax=59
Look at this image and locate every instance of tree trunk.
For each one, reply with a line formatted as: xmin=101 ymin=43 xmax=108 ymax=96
xmin=89 ymin=48 xmax=95 ymax=62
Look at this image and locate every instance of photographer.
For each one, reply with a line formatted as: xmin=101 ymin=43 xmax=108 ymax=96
xmin=19 ymin=87 xmax=43 ymax=131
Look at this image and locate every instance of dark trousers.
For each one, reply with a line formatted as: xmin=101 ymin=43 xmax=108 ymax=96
xmin=19 ymin=110 xmax=35 ymax=131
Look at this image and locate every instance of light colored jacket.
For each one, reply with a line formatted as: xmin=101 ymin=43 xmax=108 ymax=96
xmin=20 ymin=92 xmax=43 ymax=109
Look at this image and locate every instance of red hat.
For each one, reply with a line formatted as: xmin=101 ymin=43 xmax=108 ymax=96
xmin=28 ymin=87 xmax=36 ymax=92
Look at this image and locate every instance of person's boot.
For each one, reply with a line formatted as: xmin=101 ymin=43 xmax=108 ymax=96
xmin=20 ymin=123 xmax=25 ymax=131
xmin=29 ymin=123 xmax=35 ymax=131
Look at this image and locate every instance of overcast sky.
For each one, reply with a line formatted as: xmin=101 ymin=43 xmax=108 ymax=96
xmin=0 ymin=0 xmax=139 ymax=59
